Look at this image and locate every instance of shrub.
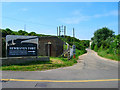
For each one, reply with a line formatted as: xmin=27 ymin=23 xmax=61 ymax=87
xmin=94 ymin=44 xmax=98 ymax=52
xmin=91 ymin=42 xmax=95 ymax=50
xmin=99 ymin=44 xmax=103 ymax=51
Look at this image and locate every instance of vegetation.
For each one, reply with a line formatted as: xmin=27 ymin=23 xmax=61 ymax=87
xmin=2 ymin=48 xmax=82 ymax=71
xmin=60 ymin=36 xmax=89 ymax=54
xmin=2 ymin=28 xmax=51 ymax=37
xmin=91 ymin=27 xmax=120 ymax=61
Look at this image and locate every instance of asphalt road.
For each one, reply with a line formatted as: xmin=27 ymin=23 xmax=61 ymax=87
xmin=1 ymin=49 xmax=119 ymax=88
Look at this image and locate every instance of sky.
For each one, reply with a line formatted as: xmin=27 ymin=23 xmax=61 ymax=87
xmin=1 ymin=2 xmax=118 ymax=40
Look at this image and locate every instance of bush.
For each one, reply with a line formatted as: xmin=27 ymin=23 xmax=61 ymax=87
xmin=94 ymin=44 xmax=98 ymax=52
xmin=99 ymin=44 xmax=103 ymax=51
xmin=91 ymin=42 xmax=95 ymax=50
xmin=109 ymin=45 xmax=113 ymax=54
xmin=74 ymin=42 xmax=85 ymax=50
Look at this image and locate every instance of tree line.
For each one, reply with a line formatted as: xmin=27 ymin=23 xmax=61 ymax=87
xmin=91 ymin=27 xmax=120 ymax=61
xmin=2 ymin=28 xmax=51 ymax=37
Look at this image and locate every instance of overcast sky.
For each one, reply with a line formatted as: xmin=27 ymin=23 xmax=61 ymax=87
xmin=2 ymin=2 xmax=118 ymax=40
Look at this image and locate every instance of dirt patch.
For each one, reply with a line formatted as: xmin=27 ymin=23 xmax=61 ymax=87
xmin=51 ymin=59 xmax=63 ymax=64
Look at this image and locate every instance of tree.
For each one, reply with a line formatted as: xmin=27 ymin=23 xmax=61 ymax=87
xmin=99 ymin=44 xmax=103 ymax=51
xmin=2 ymin=29 xmax=8 ymax=37
xmin=92 ymin=27 xmax=114 ymax=48
xmin=28 ymin=32 xmax=37 ymax=36
xmin=2 ymin=28 xmax=13 ymax=37
xmin=6 ymin=28 xmax=12 ymax=35
xmin=94 ymin=44 xmax=98 ymax=52
xmin=18 ymin=30 xmax=28 ymax=35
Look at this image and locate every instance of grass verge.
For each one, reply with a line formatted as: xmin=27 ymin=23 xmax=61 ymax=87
xmin=1 ymin=49 xmax=87 ymax=71
xmin=97 ymin=49 xmax=119 ymax=61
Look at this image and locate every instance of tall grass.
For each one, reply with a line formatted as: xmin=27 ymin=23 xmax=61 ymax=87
xmin=98 ymin=49 xmax=119 ymax=61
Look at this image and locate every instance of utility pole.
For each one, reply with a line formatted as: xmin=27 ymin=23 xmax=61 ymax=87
xmin=58 ymin=25 xmax=66 ymax=38
xmin=64 ymin=26 xmax=66 ymax=38
xmin=59 ymin=26 xmax=61 ymax=37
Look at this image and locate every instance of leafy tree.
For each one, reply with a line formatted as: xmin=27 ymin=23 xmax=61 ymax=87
xmin=2 ymin=28 xmax=13 ymax=37
xmin=2 ymin=29 xmax=8 ymax=37
xmin=28 ymin=32 xmax=37 ymax=36
xmin=6 ymin=28 xmax=13 ymax=35
xmin=18 ymin=30 xmax=28 ymax=35
xmin=92 ymin=27 xmax=114 ymax=48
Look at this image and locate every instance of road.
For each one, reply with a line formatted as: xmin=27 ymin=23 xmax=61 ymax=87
xmin=1 ymin=49 xmax=119 ymax=88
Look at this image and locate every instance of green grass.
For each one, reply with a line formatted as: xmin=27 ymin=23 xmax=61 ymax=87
xmin=63 ymin=44 xmax=68 ymax=50
xmin=97 ymin=49 xmax=119 ymax=61
xmin=1 ymin=49 xmax=87 ymax=71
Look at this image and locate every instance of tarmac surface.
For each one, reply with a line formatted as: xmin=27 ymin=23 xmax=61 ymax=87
xmin=1 ymin=49 xmax=119 ymax=88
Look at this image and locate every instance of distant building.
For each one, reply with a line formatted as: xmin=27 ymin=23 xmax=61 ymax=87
xmin=38 ymin=36 xmax=64 ymax=57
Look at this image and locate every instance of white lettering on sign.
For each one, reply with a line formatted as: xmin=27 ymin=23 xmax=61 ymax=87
xmin=9 ymin=47 xmax=36 ymax=50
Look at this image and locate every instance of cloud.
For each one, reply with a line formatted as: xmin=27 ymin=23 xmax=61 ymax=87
xmin=108 ymin=10 xmax=118 ymax=16
xmin=59 ymin=16 xmax=90 ymax=24
xmin=58 ymin=10 xmax=117 ymax=24
xmin=93 ymin=10 xmax=118 ymax=18
xmin=72 ymin=10 xmax=81 ymax=15
xmin=21 ymin=8 xmax=28 ymax=11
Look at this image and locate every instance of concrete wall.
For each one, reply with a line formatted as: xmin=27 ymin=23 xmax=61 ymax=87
xmin=38 ymin=36 xmax=63 ymax=57
xmin=1 ymin=56 xmax=49 ymax=65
